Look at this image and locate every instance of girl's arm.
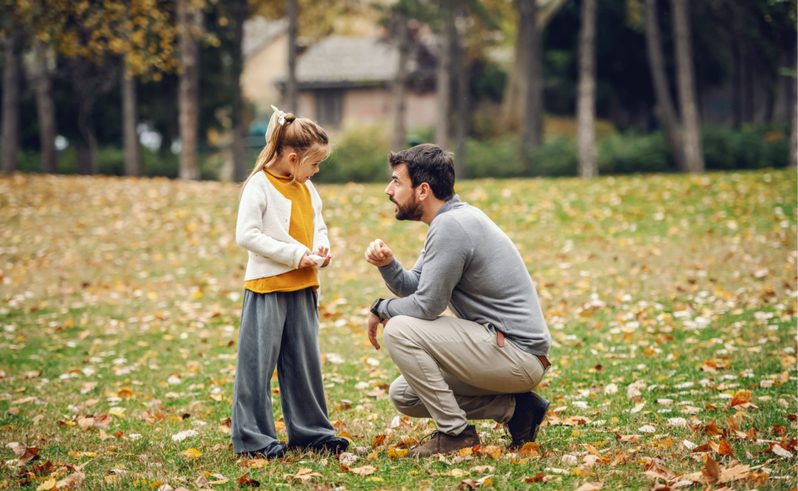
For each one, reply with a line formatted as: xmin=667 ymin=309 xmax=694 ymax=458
xmin=236 ymin=182 xmax=307 ymax=268
xmin=309 ymin=183 xmax=331 ymax=263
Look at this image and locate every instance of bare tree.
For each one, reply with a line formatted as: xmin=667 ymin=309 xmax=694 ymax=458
xmin=390 ymin=10 xmax=410 ymax=152
xmin=671 ymin=0 xmax=704 ymax=172
xmin=32 ymin=40 xmax=58 ymax=173
xmin=577 ymin=0 xmax=597 ymax=178
xmin=231 ymin=0 xmax=249 ymax=182
xmin=178 ymin=0 xmax=202 ymax=180
xmin=1 ymin=30 xmax=21 ymax=174
xmin=519 ymin=0 xmax=543 ymax=171
xmin=644 ymin=0 xmax=685 ymax=170
xmin=435 ymin=1 xmax=454 ymax=152
xmin=122 ymin=64 xmax=141 ymax=176
xmin=285 ymin=0 xmax=298 ymax=112
xmin=452 ymin=9 xmax=467 ymax=178
xmin=791 ymin=86 xmax=797 ymax=168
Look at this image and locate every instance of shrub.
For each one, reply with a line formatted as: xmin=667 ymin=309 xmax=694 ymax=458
xmin=317 ymin=125 xmax=392 ymax=183
xmin=597 ymin=132 xmax=671 ymax=174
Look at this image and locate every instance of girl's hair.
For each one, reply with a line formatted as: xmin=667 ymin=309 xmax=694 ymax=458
xmin=244 ymin=108 xmax=331 ymax=185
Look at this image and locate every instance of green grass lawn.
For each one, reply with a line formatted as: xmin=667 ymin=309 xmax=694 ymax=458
xmin=0 ymin=169 xmax=795 ymax=490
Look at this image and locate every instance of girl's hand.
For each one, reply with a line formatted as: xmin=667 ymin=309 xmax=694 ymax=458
xmin=299 ymin=252 xmax=318 ymax=268
xmin=314 ymin=246 xmax=333 ymax=267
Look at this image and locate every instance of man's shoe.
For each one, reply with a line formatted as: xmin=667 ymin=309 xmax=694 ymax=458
xmin=507 ymin=392 xmax=549 ymax=449
xmin=306 ymin=436 xmax=350 ymax=455
xmin=408 ymin=424 xmax=480 ymax=457
xmin=238 ymin=442 xmax=287 ymax=459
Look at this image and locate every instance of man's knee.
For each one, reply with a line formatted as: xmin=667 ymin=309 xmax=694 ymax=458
xmin=388 ymin=376 xmax=425 ymax=417
xmin=382 ymin=315 xmax=414 ymax=349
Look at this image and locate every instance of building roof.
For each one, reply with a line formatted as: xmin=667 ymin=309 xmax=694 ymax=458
xmin=243 ymin=17 xmax=288 ymax=59
xmin=296 ymin=36 xmax=399 ymax=86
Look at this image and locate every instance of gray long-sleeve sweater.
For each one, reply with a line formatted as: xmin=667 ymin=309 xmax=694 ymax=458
xmin=376 ymin=195 xmax=551 ymax=356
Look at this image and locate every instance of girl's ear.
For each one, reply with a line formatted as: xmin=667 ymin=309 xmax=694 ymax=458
xmin=287 ymin=151 xmax=299 ymax=164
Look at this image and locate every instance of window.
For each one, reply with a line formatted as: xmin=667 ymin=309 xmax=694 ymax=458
xmin=315 ymin=89 xmax=343 ymax=128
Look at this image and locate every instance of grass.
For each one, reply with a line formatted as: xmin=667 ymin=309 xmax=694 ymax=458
xmin=0 ymin=169 xmax=796 ymax=490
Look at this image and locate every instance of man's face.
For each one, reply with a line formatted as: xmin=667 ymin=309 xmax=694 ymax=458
xmin=385 ymin=164 xmax=423 ymax=221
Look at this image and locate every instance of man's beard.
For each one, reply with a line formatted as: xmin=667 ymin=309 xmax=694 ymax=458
xmin=393 ymin=197 xmax=423 ymax=221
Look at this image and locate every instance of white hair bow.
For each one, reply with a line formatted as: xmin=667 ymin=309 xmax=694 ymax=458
xmin=265 ymin=105 xmax=287 ymax=143
xmin=271 ymin=105 xmax=287 ymax=126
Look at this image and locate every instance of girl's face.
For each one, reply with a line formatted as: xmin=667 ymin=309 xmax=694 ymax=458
xmin=292 ymin=145 xmax=329 ymax=183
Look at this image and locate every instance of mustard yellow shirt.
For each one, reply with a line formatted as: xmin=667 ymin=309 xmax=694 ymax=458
xmin=244 ymin=169 xmax=318 ymax=293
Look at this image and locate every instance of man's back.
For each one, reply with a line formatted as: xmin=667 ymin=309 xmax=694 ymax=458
xmin=428 ymin=197 xmax=551 ymax=356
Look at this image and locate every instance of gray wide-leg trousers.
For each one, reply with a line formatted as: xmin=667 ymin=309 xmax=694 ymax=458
xmin=231 ymin=288 xmax=336 ymax=454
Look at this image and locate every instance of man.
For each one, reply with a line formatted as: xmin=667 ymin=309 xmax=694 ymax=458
xmin=364 ymin=143 xmax=552 ymax=457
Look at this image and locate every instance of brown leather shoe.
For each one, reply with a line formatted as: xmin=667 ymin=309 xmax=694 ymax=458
xmin=408 ymin=425 xmax=480 ymax=457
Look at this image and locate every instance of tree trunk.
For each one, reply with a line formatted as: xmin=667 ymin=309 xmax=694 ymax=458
xmin=286 ymin=0 xmax=298 ymax=112
xmin=122 ymin=65 xmax=141 ymax=176
xmin=232 ymin=0 xmax=248 ymax=182
xmin=519 ymin=0 xmax=543 ymax=171
xmin=502 ymin=0 xmax=567 ymax=130
xmin=390 ymin=11 xmax=409 ymax=152
xmin=791 ymin=77 xmax=797 ymax=168
xmin=644 ymin=0 xmax=685 ymax=171
xmin=435 ymin=2 xmax=454 ymax=151
xmin=2 ymin=31 xmax=21 ymax=174
xmin=76 ymin=101 xmax=98 ymax=174
xmin=178 ymin=0 xmax=202 ymax=180
xmin=577 ymin=0 xmax=597 ymax=178
xmin=452 ymin=9 xmax=467 ymax=178
xmin=671 ymin=0 xmax=703 ymax=172
xmin=33 ymin=40 xmax=58 ymax=173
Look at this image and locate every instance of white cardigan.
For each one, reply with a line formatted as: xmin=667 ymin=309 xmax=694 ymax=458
xmin=236 ymin=171 xmax=330 ymax=281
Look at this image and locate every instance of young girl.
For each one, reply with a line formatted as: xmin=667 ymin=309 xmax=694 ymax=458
xmin=231 ymin=106 xmax=348 ymax=458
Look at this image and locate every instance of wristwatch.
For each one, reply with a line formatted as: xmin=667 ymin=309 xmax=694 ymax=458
xmin=370 ymin=298 xmax=384 ymax=318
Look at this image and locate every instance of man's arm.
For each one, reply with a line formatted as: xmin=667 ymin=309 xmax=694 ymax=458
xmin=376 ymin=218 xmax=470 ymax=321
xmin=378 ymin=255 xmax=423 ymax=297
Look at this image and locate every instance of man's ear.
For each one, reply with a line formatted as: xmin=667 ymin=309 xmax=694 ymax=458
xmin=417 ymin=182 xmax=431 ymax=201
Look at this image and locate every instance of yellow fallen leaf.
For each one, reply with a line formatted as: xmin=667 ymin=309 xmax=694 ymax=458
xmin=182 ymin=448 xmax=203 ymax=460
xmin=387 ymin=447 xmax=408 ymax=458
xmin=36 ymin=478 xmax=56 ymax=491
xmin=109 ymin=407 xmax=126 ymax=417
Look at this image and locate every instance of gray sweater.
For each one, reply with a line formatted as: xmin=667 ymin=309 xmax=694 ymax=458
xmin=376 ymin=196 xmax=551 ymax=356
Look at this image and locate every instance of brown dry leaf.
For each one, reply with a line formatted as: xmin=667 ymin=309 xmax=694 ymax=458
xmin=717 ymin=439 xmax=734 ymax=457
xmin=285 ymin=467 xmax=323 ymax=481
xmin=371 ymin=434 xmax=386 ymax=448
xmin=348 ymin=465 xmax=377 ymax=476
xmin=574 ymin=482 xmax=603 ymax=491
xmin=517 ymin=442 xmax=542 ymax=457
xmin=523 ymin=472 xmax=546 ymax=483
xmin=476 ymin=445 xmax=504 ymax=460
xmin=728 ymin=390 xmax=752 ymax=408
xmin=237 ymin=472 xmax=260 ymax=487
xmin=55 ymin=472 xmax=85 ymax=490
xmin=701 ymin=455 xmax=721 ymax=484
xmin=458 ymin=475 xmax=493 ymax=489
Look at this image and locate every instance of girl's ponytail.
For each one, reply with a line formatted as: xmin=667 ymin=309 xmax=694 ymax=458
xmin=242 ymin=106 xmax=329 ymax=187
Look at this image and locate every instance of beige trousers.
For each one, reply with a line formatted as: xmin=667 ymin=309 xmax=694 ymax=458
xmin=382 ymin=315 xmax=548 ymax=435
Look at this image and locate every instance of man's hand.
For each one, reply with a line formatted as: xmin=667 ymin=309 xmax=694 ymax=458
xmin=367 ymin=313 xmax=385 ymax=350
xmin=365 ymin=239 xmax=394 ymax=267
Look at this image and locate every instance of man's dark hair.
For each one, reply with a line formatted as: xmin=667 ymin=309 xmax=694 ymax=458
xmin=389 ymin=144 xmax=455 ymax=200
